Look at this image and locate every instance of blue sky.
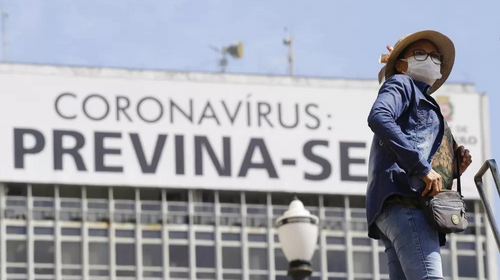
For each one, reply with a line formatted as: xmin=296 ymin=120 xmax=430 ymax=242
xmin=3 ymin=0 xmax=500 ymax=268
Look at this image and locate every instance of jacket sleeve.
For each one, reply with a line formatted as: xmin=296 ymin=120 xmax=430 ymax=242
xmin=367 ymin=75 xmax=431 ymax=178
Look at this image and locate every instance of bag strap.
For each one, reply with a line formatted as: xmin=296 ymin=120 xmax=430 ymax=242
xmin=456 ymin=149 xmax=462 ymax=195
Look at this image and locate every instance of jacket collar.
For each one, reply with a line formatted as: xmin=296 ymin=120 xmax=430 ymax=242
xmin=413 ymin=80 xmax=431 ymax=95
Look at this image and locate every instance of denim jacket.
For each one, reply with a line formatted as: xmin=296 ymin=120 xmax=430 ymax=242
xmin=366 ymin=74 xmax=444 ymax=240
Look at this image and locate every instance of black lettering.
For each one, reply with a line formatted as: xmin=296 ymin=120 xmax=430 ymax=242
xmin=83 ymin=94 xmax=110 ymax=121
xmin=340 ymin=142 xmax=367 ymax=182
xmin=95 ymin=132 xmax=123 ymax=172
xmin=130 ymin=133 xmax=167 ymax=173
xmin=116 ymin=96 xmax=132 ymax=122
xmin=198 ymin=101 xmax=220 ymax=125
xmin=53 ymin=130 xmax=87 ymax=171
xmin=221 ymin=101 xmax=242 ymax=125
xmin=14 ymin=129 xmax=45 ymax=169
xmin=194 ymin=136 xmax=231 ymax=176
xmin=170 ymin=99 xmax=193 ymax=124
xmin=55 ymin=93 xmax=77 ymax=120
xmin=246 ymin=101 xmax=251 ymax=127
xmin=257 ymin=102 xmax=273 ymax=127
xmin=278 ymin=103 xmax=299 ymax=129
xmin=175 ymin=135 xmax=185 ymax=175
xmin=303 ymin=140 xmax=331 ymax=180
xmin=238 ymin=138 xmax=278 ymax=178
xmin=137 ymin=97 xmax=163 ymax=123
xmin=305 ymin=104 xmax=320 ymax=129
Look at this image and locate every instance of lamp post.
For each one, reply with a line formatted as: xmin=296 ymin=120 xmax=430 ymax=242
xmin=276 ymin=198 xmax=319 ymax=280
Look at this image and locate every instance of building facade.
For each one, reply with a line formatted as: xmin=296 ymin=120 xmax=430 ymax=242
xmin=0 ymin=64 xmax=494 ymax=280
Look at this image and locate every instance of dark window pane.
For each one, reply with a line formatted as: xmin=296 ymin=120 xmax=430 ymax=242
xmin=457 ymin=242 xmax=475 ymax=250
xmin=116 ymin=270 xmax=136 ymax=277
xmin=142 ymin=230 xmax=161 ymax=239
xmin=196 ymin=246 xmax=215 ymax=268
xmin=143 ymin=244 xmax=162 ymax=267
xmin=222 ymin=247 xmax=241 ymax=269
xmin=169 ymin=231 xmax=188 ymax=239
xmin=170 ymin=271 xmax=189 ymax=278
xmin=6 ymin=267 xmax=27 ymax=274
xmin=61 ymin=228 xmax=81 ymax=236
xmin=7 ymin=240 xmax=27 ymax=262
xmin=89 ymin=243 xmax=109 ymax=265
xmin=441 ymin=253 xmax=452 ymax=277
xmin=326 ymin=237 xmax=345 ymax=245
xmin=349 ymin=196 xmax=365 ymax=208
xmin=222 ymin=233 xmax=241 ymax=241
xmin=249 ymin=248 xmax=268 ymax=270
xmin=458 ymin=255 xmax=477 ymax=277
xmin=224 ymin=273 xmax=242 ymax=280
xmin=35 ymin=241 xmax=54 ymax=263
xmin=378 ymin=253 xmax=388 ymax=274
xmin=197 ymin=272 xmax=216 ymax=279
xmin=312 ymin=250 xmax=320 ymax=272
xmin=62 ymin=268 xmax=82 ymax=275
xmin=196 ymin=232 xmax=215 ymax=240
xmin=62 ymin=242 xmax=81 ymax=264
xmin=169 ymin=245 xmax=189 ymax=267
xmin=327 ymin=250 xmax=346 ymax=272
xmin=353 ymin=252 xmax=372 ymax=274
xmin=89 ymin=228 xmax=108 ymax=237
xmin=35 ymin=267 xmax=54 ymax=274
xmin=352 ymin=238 xmax=371 ymax=246
xmin=89 ymin=269 xmax=110 ymax=276
xmin=116 ymin=230 xmax=135 ymax=238
xmin=144 ymin=270 xmax=163 ymax=278
xmin=116 ymin=243 xmax=135 ymax=266
xmin=274 ymin=248 xmax=288 ymax=271
xmin=249 ymin=275 xmax=267 ymax=280
xmin=248 ymin=234 xmax=267 ymax=242
xmin=484 ymin=254 xmax=488 ymax=277
xmin=34 ymin=227 xmax=54 ymax=235
xmin=7 ymin=226 xmax=27 ymax=235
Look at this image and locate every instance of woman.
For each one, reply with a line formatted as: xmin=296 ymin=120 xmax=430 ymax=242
xmin=366 ymin=30 xmax=473 ymax=279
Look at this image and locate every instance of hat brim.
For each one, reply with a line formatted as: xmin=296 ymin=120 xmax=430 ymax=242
xmin=383 ymin=30 xmax=455 ymax=93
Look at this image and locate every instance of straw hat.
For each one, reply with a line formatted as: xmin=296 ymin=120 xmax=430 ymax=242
xmin=378 ymin=30 xmax=455 ymax=93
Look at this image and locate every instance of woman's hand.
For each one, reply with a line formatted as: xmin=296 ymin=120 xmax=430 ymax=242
xmin=421 ymin=169 xmax=443 ymax=196
xmin=454 ymin=145 xmax=472 ymax=175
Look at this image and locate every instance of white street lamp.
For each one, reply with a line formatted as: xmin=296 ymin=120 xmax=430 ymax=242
xmin=276 ymin=198 xmax=319 ymax=280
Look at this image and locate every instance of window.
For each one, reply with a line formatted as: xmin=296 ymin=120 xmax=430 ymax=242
xmin=143 ymin=244 xmax=162 ymax=267
xmin=116 ymin=243 xmax=136 ymax=266
xmin=7 ymin=240 xmax=27 ymax=263
xmin=89 ymin=243 xmax=109 ymax=265
xmin=249 ymin=248 xmax=267 ymax=270
xmin=62 ymin=242 xmax=81 ymax=264
xmin=327 ymin=250 xmax=347 ymax=272
xmin=458 ymin=255 xmax=478 ymax=277
xmin=353 ymin=251 xmax=372 ymax=274
xmin=222 ymin=247 xmax=242 ymax=269
xmin=378 ymin=252 xmax=388 ymax=274
xmin=169 ymin=245 xmax=189 ymax=267
xmin=274 ymin=248 xmax=288 ymax=271
xmin=196 ymin=246 xmax=215 ymax=268
xmin=34 ymin=241 xmax=54 ymax=264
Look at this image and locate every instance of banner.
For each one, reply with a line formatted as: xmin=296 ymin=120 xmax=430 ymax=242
xmin=0 ymin=70 xmax=484 ymax=197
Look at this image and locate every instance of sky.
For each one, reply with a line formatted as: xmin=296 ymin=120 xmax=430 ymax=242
xmin=2 ymin=0 xmax=500 ymax=272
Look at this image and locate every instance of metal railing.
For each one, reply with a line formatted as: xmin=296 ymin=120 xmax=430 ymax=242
xmin=474 ymin=159 xmax=500 ymax=251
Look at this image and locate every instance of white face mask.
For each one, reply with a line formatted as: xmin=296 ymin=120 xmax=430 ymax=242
xmin=400 ymin=56 xmax=442 ymax=87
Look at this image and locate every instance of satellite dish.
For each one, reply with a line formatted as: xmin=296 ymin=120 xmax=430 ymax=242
xmin=224 ymin=42 xmax=243 ymax=59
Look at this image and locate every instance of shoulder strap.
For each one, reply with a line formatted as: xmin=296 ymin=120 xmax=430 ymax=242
xmin=456 ymin=149 xmax=462 ymax=194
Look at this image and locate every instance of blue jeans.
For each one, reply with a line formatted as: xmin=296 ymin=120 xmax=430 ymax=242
xmin=375 ymin=202 xmax=443 ymax=280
